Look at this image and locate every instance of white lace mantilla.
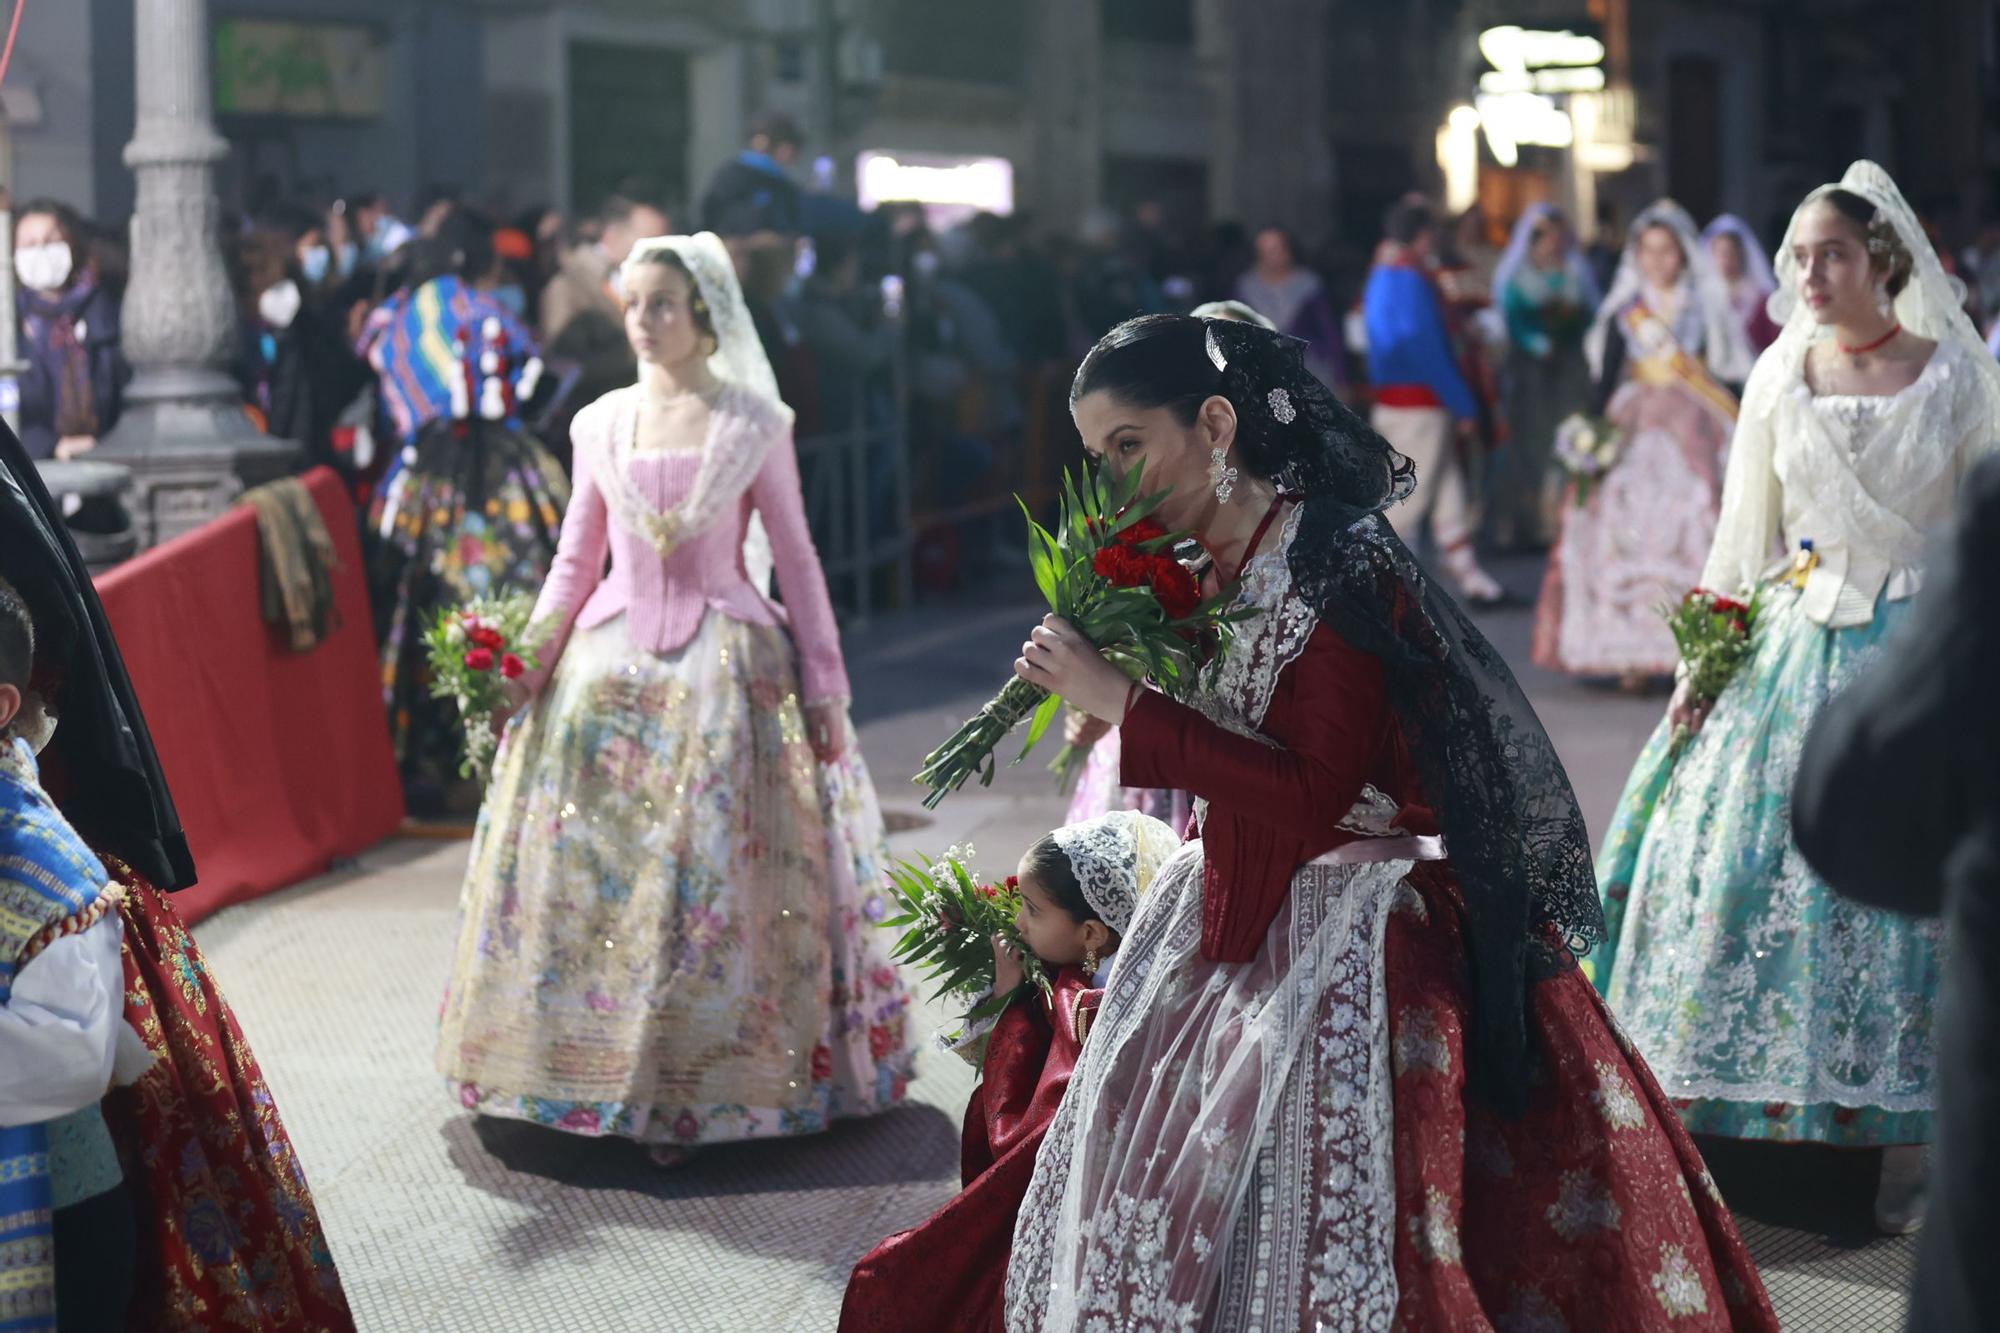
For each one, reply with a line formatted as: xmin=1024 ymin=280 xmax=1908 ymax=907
xmin=1006 ymin=502 xmax=1409 ymax=1331
xmin=1190 ymin=504 xmax=1315 ymax=838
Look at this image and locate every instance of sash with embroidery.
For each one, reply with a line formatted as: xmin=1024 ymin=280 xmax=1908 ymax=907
xmin=0 ymin=739 xmax=113 ymax=1333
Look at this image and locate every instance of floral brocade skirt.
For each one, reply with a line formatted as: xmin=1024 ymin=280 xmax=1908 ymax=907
xmin=100 ymin=859 xmax=355 ymax=1331
xmin=366 ymin=418 xmax=569 ymax=802
xmin=1532 ymin=378 xmax=1732 ymax=677
xmin=1591 ymin=586 xmax=1939 ymax=1146
xmin=436 ymin=611 xmax=916 ymax=1146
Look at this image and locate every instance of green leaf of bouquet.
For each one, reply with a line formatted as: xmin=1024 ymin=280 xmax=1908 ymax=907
xmin=1016 ymin=692 xmax=1064 ymax=764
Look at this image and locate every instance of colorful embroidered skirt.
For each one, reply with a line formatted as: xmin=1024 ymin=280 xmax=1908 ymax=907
xmin=438 ymin=611 xmax=915 ymax=1146
xmin=101 ymin=864 xmax=355 ymax=1330
xmin=1591 ymin=586 xmax=1939 ymax=1145
xmin=366 ymin=417 xmax=568 ymax=803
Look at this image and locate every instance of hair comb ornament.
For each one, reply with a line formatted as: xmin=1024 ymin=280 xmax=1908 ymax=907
xmin=1205 ymin=325 xmax=1228 ymax=372
xmin=1267 ymin=387 xmax=1296 ymax=424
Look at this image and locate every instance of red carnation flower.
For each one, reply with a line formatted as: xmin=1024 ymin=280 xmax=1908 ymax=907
xmin=1729 ymin=618 xmax=1748 ymax=635
xmin=1004 ymin=875 xmax=1019 ymax=890
xmin=500 ymin=653 xmax=525 ymax=679
xmin=470 ymin=626 xmax=506 ymax=650
xmin=1149 ymin=558 xmax=1201 ymax=621
xmin=1711 ymin=597 xmax=1748 ymax=616
xmin=1116 ymin=518 xmax=1169 ymax=548
xmin=1092 ymin=544 xmax=1152 ymax=588
xmin=464 ymin=647 xmax=496 ymax=672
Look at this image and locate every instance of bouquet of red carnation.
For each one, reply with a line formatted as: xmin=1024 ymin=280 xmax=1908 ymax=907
xmin=1662 ymin=586 xmax=1762 ymax=752
xmin=915 ymin=462 xmax=1243 ymax=810
xmin=880 ymin=847 xmax=1051 ymax=1041
xmin=422 ymin=592 xmax=544 ymax=781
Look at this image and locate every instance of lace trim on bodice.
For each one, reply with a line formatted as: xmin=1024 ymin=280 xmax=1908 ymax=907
xmin=593 ymin=383 xmax=778 ymax=560
xmin=1190 ymin=503 xmax=1401 ymax=839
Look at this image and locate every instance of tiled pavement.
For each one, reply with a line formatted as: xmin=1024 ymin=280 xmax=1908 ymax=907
xmin=189 ymin=566 xmax=1914 ymax=1330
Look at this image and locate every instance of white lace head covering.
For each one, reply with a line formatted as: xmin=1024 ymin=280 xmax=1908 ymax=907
xmin=620 ymin=232 xmax=780 ymax=589
xmin=1190 ymin=299 xmax=1277 ymax=330
xmin=1492 ymin=202 xmax=1600 ymax=311
xmin=1586 ymin=198 xmax=1755 ymax=384
xmin=1761 ymin=161 xmax=2000 ymax=396
xmin=1701 ymin=213 xmax=1776 ymax=299
xmin=1050 ymin=810 xmax=1180 ymax=936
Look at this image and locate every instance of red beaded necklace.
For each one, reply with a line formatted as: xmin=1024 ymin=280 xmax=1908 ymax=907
xmin=1837 ymin=322 xmax=1901 ymax=357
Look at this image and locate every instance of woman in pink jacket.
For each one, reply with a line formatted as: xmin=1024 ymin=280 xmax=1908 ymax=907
xmin=436 ymin=234 xmax=915 ymax=1163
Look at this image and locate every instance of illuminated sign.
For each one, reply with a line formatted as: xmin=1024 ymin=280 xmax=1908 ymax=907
xmin=1477 ymin=25 xmax=1606 ymax=97
xmin=855 ymin=151 xmax=1015 ymax=214
xmin=215 ymin=19 xmax=387 ymax=119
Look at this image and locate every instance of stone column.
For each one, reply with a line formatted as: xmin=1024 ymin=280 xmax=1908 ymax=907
xmin=95 ymin=0 xmax=298 ymax=548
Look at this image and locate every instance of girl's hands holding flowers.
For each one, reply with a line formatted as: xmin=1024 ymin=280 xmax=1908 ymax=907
xmin=991 ymin=932 xmax=1025 ymax=998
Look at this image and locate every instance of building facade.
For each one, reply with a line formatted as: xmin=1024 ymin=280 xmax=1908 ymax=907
xmin=2 ymin=0 xmax=1993 ymax=263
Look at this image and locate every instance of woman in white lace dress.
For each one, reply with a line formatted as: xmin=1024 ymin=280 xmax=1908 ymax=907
xmin=1003 ymin=314 xmax=1775 ymax=1330
xmin=1593 ymin=162 xmax=2000 ymax=1232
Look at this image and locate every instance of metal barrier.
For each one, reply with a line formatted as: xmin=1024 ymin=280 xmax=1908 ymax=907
xmin=795 ymin=385 xmax=914 ymax=622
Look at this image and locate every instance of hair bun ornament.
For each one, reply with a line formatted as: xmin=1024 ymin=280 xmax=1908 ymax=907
xmin=1205 ymin=324 xmax=1229 ymax=372
xmin=1267 ymin=387 xmax=1297 ymax=424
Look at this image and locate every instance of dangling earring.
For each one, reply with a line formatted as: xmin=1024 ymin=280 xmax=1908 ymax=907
xmin=1209 ymin=446 xmax=1238 ymax=505
xmin=1083 ymin=944 xmax=1100 ymax=976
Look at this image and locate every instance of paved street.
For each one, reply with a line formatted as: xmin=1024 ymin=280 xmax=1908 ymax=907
xmin=189 ymin=559 xmax=1913 ymax=1331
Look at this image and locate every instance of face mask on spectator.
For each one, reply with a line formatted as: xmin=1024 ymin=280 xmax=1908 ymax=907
xmin=493 ymin=284 xmax=527 ymax=318
xmin=15 ymin=241 xmax=73 ymax=293
xmin=300 ymin=245 xmax=332 ymax=285
xmin=258 ymin=279 xmax=302 ymax=330
xmin=913 ymin=249 xmax=941 ymax=279
xmin=336 ymin=242 xmax=359 ymax=278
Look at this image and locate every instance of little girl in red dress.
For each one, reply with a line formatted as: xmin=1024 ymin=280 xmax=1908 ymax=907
xmin=840 ymin=810 xmax=1183 ymax=1333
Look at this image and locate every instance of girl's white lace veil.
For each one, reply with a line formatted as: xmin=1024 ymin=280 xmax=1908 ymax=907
xmin=623 ymin=232 xmax=780 ymax=592
xmin=1586 ymin=197 xmax=1755 ymax=384
xmin=1752 ymin=160 xmax=2000 ymax=427
xmin=1492 ymin=201 xmax=1601 ymax=312
xmin=1701 ymin=213 xmax=1777 ymax=301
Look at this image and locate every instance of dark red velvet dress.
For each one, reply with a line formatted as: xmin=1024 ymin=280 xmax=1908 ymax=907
xmin=840 ymin=968 xmax=1100 ymax=1333
xmin=1111 ymin=620 xmax=1781 ymax=1330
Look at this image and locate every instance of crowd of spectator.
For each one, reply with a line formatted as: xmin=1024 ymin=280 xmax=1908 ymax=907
xmin=23 ymin=111 xmax=2000 ymax=602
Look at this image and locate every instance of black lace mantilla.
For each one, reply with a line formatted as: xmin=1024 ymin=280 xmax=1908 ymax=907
xmin=1207 ymin=319 xmax=1605 ymax=1116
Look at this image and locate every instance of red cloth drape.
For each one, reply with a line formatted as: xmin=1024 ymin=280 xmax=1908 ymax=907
xmin=92 ymin=467 xmax=404 ymax=922
xmin=840 ymin=969 xmax=1099 ymax=1333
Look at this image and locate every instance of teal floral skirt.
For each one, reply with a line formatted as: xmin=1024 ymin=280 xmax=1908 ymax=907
xmin=1590 ymin=584 xmax=1940 ymax=1146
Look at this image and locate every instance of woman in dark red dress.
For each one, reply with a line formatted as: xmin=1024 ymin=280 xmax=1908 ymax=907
xmin=842 ymin=811 xmax=1183 ymax=1333
xmin=1 ymin=423 xmax=356 ymax=1330
xmin=1002 ymin=315 xmax=1778 ymax=1331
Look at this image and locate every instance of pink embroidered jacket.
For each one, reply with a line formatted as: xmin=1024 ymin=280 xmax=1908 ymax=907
xmin=524 ymin=383 xmax=851 ymax=703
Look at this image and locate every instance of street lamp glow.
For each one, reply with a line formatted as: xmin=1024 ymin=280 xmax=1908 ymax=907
xmin=1478 ymin=25 xmax=1607 ymax=74
xmin=1473 ymin=92 xmax=1574 ymax=168
xmin=855 ymin=151 xmax=1015 ymax=214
